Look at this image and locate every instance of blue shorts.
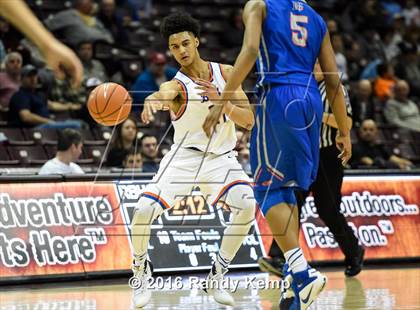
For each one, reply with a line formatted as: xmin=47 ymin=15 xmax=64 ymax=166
xmin=250 ymin=84 xmax=323 ymax=205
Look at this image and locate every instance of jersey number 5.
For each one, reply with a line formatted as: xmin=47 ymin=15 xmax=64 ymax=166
xmin=290 ymin=13 xmax=308 ymax=47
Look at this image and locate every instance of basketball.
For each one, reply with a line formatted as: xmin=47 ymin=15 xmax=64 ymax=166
xmin=87 ymin=82 xmax=132 ymax=126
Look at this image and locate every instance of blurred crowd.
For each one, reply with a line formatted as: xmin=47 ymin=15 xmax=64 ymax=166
xmin=0 ymin=0 xmax=419 ymax=174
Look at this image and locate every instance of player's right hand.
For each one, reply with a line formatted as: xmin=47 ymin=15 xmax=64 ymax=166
xmin=42 ymin=40 xmax=83 ymax=89
xmin=141 ymin=94 xmax=170 ymax=124
xmin=336 ymin=133 xmax=352 ymax=166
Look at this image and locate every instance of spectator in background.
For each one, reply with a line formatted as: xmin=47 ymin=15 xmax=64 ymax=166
xmin=131 ymin=52 xmax=177 ymax=112
xmin=384 ymin=80 xmax=420 ymax=132
xmin=44 ymin=0 xmax=114 ymax=47
xmin=331 ymin=33 xmax=348 ymax=82
xmin=0 ymin=39 xmax=5 ymax=62
xmin=351 ymin=119 xmax=413 ymax=170
xmin=77 ymin=41 xmax=108 ymax=82
xmin=0 ymin=52 xmax=22 ymax=111
xmin=39 ymin=128 xmax=84 ymax=175
xmin=220 ymin=9 xmax=244 ymax=50
xmin=98 ymin=0 xmax=129 ymax=45
xmin=0 ymin=17 xmax=22 ymax=52
xmin=8 ymin=65 xmax=81 ymax=129
xmin=123 ymin=148 xmax=143 ymax=169
xmin=351 ymin=79 xmax=376 ymax=126
xmin=139 ymin=134 xmax=159 ymax=173
xmin=395 ymin=41 xmax=420 ymax=96
xmin=107 ymin=116 xmax=138 ymax=167
xmin=402 ymin=0 xmax=420 ymax=27
xmin=374 ymin=63 xmax=397 ymax=101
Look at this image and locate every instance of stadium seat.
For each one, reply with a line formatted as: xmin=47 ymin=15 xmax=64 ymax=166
xmin=0 ymin=111 xmax=8 ymax=127
xmin=392 ymin=144 xmax=419 ymax=162
xmin=0 ymin=145 xmax=20 ymax=166
xmin=203 ymin=21 xmax=225 ymax=33
xmin=8 ymin=145 xmax=48 ymax=166
xmin=200 ymin=35 xmax=221 ymax=49
xmin=121 ymin=60 xmax=144 ymax=81
xmin=82 ymin=145 xmax=108 ymax=165
xmin=43 ymin=145 xmax=56 ymax=159
xmin=80 ymin=129 xmax=106 ymax=146
xmin=0 ymin=128 xmax=34 ymax=146
xmin=26 ymin=128 xmax=58 ymax=145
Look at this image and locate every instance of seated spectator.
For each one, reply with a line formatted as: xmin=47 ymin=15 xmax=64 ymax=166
xmin=0 ymin=52 xmax=22 ymax=111
xmin=401 ymin=0 xmax=420 ymax=26
xmin=140 ymin=134 xmax=159 ymax=173
xmin=44 ymin=0 xmax=113 ymax=47
xmin=395 ymin=41 xmax=420 ymax=96
xmin=39 ymin=129 xmax=84 ymax=175
xmin=106 ymin=116 xmax=138 ymax=167
xmin=8 ymin=65 xmax=81 ymax=129
xmin=77 ymin=41 xmax=108 ymax=82
xmin=384 ymin=80 xmax=420 ymax=132
xmin=374 ymin=63 xmax=397 ymax=101
xmin=351 ymin=119 xmax=413 ymax=170
xmin=131 ymin=52 xmax=177 ymax=112
xmin=351 ymin=79 xmax=376 ymax=126
xmin=0 ymin=39 xmax=5 ymax=62
xmin=331 ymin=33 xmax=349 ymax=82
xmin=123 ymin=148 xmax=143 ymax=169
xmin=98 ymin=0 xmax=129 ymax=45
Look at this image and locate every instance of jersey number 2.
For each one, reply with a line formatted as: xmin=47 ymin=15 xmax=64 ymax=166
xmin=290 ymin=13 xmax=308 ymax=47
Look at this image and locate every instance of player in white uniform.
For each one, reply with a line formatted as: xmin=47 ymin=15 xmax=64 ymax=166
xmin=131 ymin=13 xmax=256 ymax=308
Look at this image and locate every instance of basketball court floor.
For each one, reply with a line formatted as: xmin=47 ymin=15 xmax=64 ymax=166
xmin=0 ymin=266 xmax=419 ymax=309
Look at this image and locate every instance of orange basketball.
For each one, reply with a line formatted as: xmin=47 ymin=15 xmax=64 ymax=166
xmin=87 ymin=82 xmax=132 ymax=126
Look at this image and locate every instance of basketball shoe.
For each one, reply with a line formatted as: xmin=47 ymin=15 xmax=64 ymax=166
xmin=203 ymin=263 xmax=235 ymax=306
xmin=131 ymin=260 xmax=153 ymax=308
xmin=289 ymin=266 xmax=327 ymax=310
xmin=279 ymin=263 xmax=295 ymax=310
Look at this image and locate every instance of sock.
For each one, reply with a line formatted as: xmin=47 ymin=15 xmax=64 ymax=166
xmin=284 ymin=248 xmax=308 ymax=273
xmin=214 ymin=252 xmax=231 ymax=273
xmin=133 ymin=252 xmax=147 ymax=268
xmin=131 ymin=197 xmax=163 ymax=268
xmin=218 ymin=186 xmax=256 ymax=272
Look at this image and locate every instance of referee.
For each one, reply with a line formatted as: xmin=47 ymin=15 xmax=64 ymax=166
xmin=258 ymin=63 xmax=365 ymax=277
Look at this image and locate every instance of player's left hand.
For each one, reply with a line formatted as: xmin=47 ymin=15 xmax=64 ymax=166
xmin=195 ymin=78 xmax=221 ymax=102
xmin=203 ymin=104 xmax=223 ymax=138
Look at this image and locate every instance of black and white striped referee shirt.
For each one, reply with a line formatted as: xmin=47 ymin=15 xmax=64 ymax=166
xmin=318 ymin=80 xmax=352 ymax=148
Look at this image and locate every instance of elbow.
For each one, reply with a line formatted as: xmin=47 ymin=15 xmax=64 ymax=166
xmin=243 ymin=45 xmax=259 ymax=59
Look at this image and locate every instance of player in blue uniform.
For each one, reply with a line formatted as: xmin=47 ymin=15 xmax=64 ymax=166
xmin=203 ymin=0 xmax=352 ymax=309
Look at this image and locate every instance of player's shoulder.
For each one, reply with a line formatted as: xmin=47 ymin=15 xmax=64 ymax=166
xmin=219 ymin=63 xmax=233 ymax=79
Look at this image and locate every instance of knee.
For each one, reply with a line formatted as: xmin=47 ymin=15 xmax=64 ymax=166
xmin=225 ymin=186 xmax=256 ymax=219
xmin=132 ymin=196 xmax=164 ymax=225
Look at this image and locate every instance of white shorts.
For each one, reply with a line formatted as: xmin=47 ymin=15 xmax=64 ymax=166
xmin=140 ymin=145 xmax=253 ymax=210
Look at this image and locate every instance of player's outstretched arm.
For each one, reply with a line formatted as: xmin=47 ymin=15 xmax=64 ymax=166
xmin=141 ymin=81 xmax=180 ymax=124
xmin=203 ymin=0 xmax=265 ymax=137
xmin=0 ymin=0 xmax=83 ymax=88
xmin=318 ymin=31 xmax=351 ymax=165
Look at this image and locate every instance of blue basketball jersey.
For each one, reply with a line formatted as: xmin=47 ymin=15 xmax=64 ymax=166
xmin=256 ymin=0 xmax=327 ymax=89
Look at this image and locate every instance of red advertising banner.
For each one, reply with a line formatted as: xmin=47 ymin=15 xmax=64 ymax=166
xmin=0 ymin=175 xmax=418 ymax=283
xmin=257 ymin=175 xmax=420 ymax=261
xmin=0 ymin=182 xmax=132 ymax=280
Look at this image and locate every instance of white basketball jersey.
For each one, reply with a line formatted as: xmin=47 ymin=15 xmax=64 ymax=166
xmin=170 ymin=62 xmax=237 ymax=155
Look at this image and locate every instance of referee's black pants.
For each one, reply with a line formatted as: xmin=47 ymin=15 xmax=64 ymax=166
xmin=268 ymin=145 xmax=360 ymax=260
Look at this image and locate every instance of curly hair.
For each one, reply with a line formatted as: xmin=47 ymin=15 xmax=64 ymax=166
xmin=160 ymin=12 xmax=201 ymax=40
